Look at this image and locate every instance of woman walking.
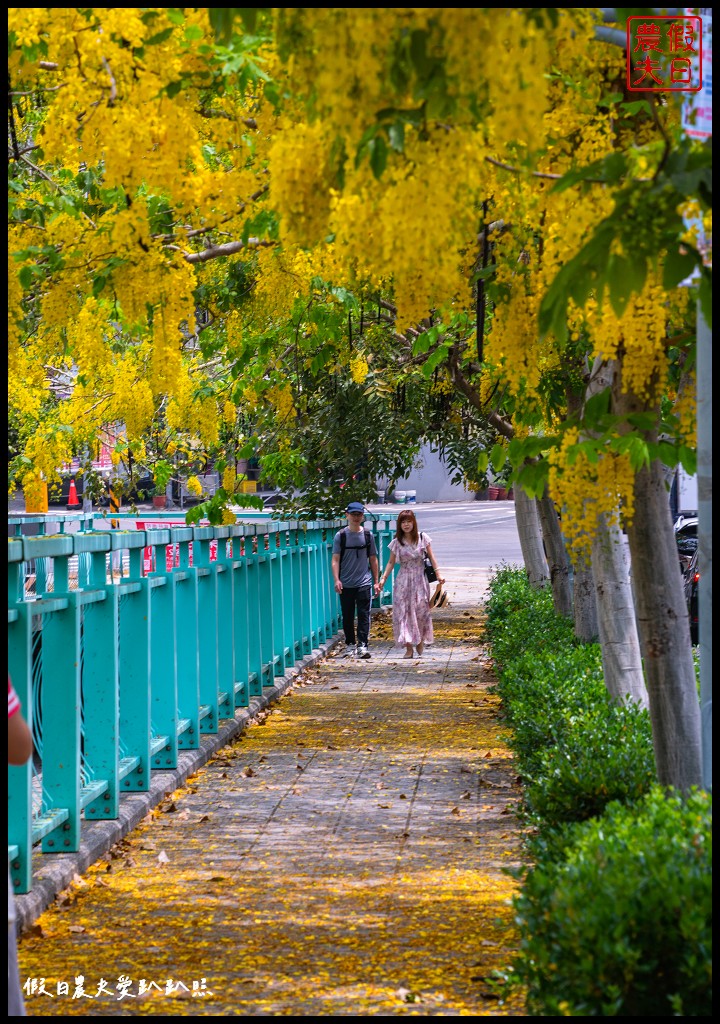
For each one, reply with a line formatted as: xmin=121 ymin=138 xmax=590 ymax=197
xmin=378 ymin=509 xmax=444 ymax=658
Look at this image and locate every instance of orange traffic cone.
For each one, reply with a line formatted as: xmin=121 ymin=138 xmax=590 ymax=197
xmin=67 ymin=477 xmax=81 ymax=509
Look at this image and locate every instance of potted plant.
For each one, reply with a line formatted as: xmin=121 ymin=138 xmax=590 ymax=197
xmin=151 ymin=459 xmax=174 ymax=509
xmin=492 ymin=461 xmax=512 ymax=500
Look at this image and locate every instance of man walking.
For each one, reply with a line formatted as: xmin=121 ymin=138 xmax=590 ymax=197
xmin=332 ymin=501 xmax=379 ymax=659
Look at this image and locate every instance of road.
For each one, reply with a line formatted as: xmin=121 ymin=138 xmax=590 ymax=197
xmin=365 ymin=499 xmax=524 ymax=606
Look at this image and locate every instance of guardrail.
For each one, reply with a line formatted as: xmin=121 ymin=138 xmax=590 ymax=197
xmin=7 ymin=515 xmax=396 ymax=895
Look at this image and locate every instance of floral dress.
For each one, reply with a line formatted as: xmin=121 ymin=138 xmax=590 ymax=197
xmin=389 ymin=533 xmax=433 ymax=647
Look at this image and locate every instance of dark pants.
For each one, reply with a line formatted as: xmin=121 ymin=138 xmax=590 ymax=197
xmin=339 ymin=586 xmax=372 ymax=646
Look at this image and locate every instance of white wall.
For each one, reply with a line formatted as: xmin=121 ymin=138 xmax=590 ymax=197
xmin=677 ymin=467 xmax=698 ymax=514
xmin=379 ymin=444 xmax=474 ymax=503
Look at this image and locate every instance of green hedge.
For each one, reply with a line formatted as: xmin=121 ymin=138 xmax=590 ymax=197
xmin=483 ymin=567 xmax=711 ymax=1016
xmin=509 ymin=787 xmax=712 ymax=1016
xmin=485 ymin=568 xmax=655 ymax=830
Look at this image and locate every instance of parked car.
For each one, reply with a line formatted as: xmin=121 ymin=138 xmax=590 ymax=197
xmin=675 ymin=516 xmax=699 ymax=645
xmin=681 ymin=548 xmax=700 ymax=645
xmin=674 ymin=514 xmax=698 ymax=559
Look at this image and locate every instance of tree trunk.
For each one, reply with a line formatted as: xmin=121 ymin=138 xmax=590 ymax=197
xmin=572 ymin=554 xmax=599 ymax=641
xmin=613 ymin=366 xmax=702 ymax=791
xmin=514 ymin=486 xmax=549 ymax=589
xmin=537 ymin=487 xmax=573 ymax=617
xmin=592 ymin=513 xmax=649 ymax=710
xmin=583 ymin=358 xmax=647 ymax=706
xmin=625 ymin=460 xmax=702 ymax=789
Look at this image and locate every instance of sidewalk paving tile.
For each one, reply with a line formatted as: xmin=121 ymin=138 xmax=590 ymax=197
xmin=16 ymin=603 xmax=527 ymax=1017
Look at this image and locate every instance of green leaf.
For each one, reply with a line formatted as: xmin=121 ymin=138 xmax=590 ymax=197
xmin=368 ymin=136 xmax=388 ymax=179
xmin=208 ymin=8 xmax=237 ymax=43
xmin=471 ymin=264 xmax=496 ymax=285
xmin=241 ymin=208 xmax=279 ymax=244
xmin=412 ymin=325 xmax=439 ymax=356
xmin=412 ymin=333 xmax=431 ymax=356
xmin=613 ymin=434 xmax=650 ymax=470
xmin=146 ymin=27 xmax=175 ymax=46
xmin=607 ymin=253 xmax=639 ymax=318
xmin=678 ymin=445 xmax=697 ymax=476
xmin=490 ymin=443 xmax=507 ymax=473
xmin=18 ymin=265 xmax=35 ymax=289
xmin=311 ymin=346 xmax=334 ymax=374
xmin=514 ymin=459 xmax=550 ymax=498
xmin=409 ymin=29 xmax=431 ymax=75
xmin=655 ymin=441 xmax=679 ymax=466
xmin=621 ymin=99 xmax=652 ymax=116
xmin=626 ymin=411 xmax=659 ymax=431
xmin=508 ymin=436 xmax=553 ymax=462
xmin=421 ymin=344 xmax=450 ymax=376
xmin=662 ymin=246 xmax=698 ymax=290
xmin=551 ymin=152 xmax=627 ymax=194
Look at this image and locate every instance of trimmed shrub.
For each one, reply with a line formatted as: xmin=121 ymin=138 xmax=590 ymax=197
xmin=522 ymin=699 xmax=655 ymax=828
xmin=484 ymin=563 xmax=576 ymax=669
xmin=484 ymin=569 xmax=656 ymax=829
xmin=495 ymin=645 xmax=608 ymax=776
xmin=506 ymin=787 xmax=712 ymax=1016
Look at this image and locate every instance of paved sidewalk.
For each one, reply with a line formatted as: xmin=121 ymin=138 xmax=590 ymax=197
xmin=17 ymin=598 xmax=526 ymax=1017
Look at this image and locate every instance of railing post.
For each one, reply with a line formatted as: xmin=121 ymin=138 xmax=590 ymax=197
xmin=242 ymin=526 xmax=263 ymax=695
xmin=320 ymin=521 xmax=337 ymax=639
xmin=8 ymin=539 xmax=32 ymax=894
xmin=298 ymin=525 xmax=313 ymax=656
xmin=116 ymin=535 xmax=152 ymax=793
xmin=314 ymin=524 xmax=328 ymax=645
xmin=307 ymin=524 xmax=322 ymax=650
xmin=267 ymin=523 xmax=286 ymax=678
xmin=256 ymin=526 xmax=275 ymax=686
xmin=375 ymin=517 xmax=395 ymax=607
xmin=193 ymin=526 xmax=226 ymax=731
xmin=76 ymin=532 xmax=120 ymax=821
xmin=289 ymin=523 xmax=305 ymax=659
xmin=172 ymin=527 xmax=200 ymax=750
xmin=277 ymin=523 xmax=296 ymax=669
xmin=24 ymin=536 xmax=82 ymax=854
xmin=147 ymin=529 xmax=178 ymax=770
xmin=232 ymin=524 xmax=251 ymax=708
xmin=213 ymin=526 xmax=237 ymax=713
xmin=325 ymin=520 xmax=342 ymax=634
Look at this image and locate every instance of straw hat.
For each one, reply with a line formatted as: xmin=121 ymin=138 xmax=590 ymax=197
xmin=430 ymin=585 xmax=449 ymax=609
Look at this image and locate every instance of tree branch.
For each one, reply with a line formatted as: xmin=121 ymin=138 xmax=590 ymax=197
xmin=101 ymin=56 xmax=117 ymax=106
xmin=182 ymin=237 xmax=274 ymax=263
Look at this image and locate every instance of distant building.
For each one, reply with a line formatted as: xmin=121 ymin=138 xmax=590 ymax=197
xmin=671 ymin=466 xmax=698 ymax=520
xmin=379 ymin=444 xmax=474 ymax=503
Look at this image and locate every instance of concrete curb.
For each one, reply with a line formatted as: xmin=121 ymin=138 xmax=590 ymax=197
xmin=13 ymin=636 xmax=342 ymax=934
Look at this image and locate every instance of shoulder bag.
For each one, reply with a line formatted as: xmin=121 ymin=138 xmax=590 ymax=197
xmin=421 ymin=535 xmax=438 ymax=583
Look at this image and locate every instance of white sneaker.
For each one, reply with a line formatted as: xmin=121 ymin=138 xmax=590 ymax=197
xmin=357 ymin=644 xmax=370 ymax=659
xmin=347 ymin=644 xmax=358 ymax=658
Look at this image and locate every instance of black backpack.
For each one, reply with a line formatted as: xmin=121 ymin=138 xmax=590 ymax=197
xmin=339 ymin=527 xmax=371 ymax=569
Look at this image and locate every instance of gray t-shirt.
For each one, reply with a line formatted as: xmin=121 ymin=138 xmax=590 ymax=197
xmin=333 ymin=527 xmax=377 ymax=588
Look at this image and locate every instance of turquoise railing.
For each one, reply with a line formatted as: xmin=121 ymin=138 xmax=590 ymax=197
xmin=7 ymin=514 xmax=396 ymax=895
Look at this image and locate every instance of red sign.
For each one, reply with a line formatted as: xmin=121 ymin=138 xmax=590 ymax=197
xmin=627 ymin=15 xmax=703 ymax=92
xmin=135 ymin=521 xmax=217 ymax=575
